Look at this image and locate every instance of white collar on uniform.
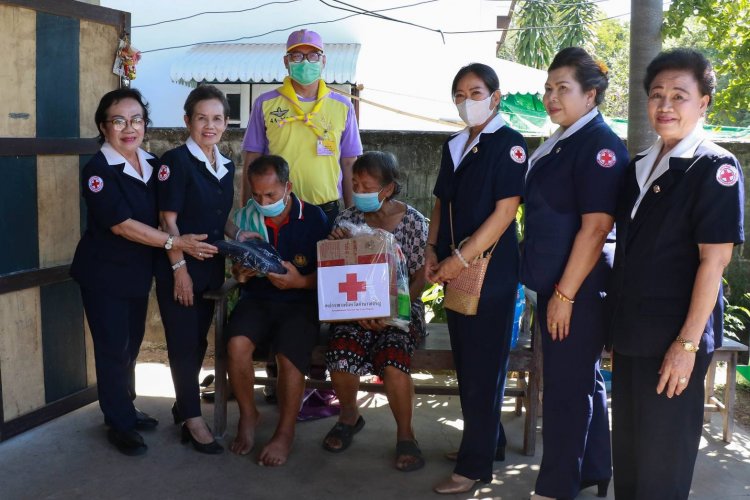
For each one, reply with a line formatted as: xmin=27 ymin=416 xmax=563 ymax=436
xmin=101 ymin=142 xmax=154 ymax=183
xmin=630 ymin=123 xmax=705 ymax=218
xmin=448 ymin=113 xmax=507 ymax=171
xmin=186 ymin=136 xmax=230 ymax=180
xmin=526 ymin=107 xmax=599 ymax=177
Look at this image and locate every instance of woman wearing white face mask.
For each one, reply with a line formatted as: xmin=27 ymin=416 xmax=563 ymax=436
xmin=426 ymin=63 xmax=528 ymax=494
xmin=322 ymin=151 xmax=428 ymax=473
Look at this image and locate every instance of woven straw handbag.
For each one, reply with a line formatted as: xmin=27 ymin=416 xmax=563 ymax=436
xmin=443 ymin=203 xmax=500 ymax=316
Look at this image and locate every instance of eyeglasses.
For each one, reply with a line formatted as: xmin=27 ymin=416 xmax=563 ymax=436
xmin=286 ymin=51 xmax=323 ymax=63
xmin=105 ymin=116 xmax=145 ymax=131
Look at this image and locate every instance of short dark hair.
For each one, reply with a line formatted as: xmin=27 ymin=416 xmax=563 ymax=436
xmin=184 ymin=84 xmax=230 ymax=119
xmin=451 ymin=63 xmax=500 ymax=96
xmin=643 ymin=48 xmax=716 ymax=106
xmin=353 ymin=151 xmax=402 ymax=200
xmin=548 ymin=47 xmax=609 ymax=105
xmin=247 ymin=155 xmax=290 ymax=185
xmin=94 ymin=88 xmax=151 ymax=144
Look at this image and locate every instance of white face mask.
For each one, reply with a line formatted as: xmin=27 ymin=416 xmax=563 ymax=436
xmin=456 ymin=94 xmax=496 ymax=127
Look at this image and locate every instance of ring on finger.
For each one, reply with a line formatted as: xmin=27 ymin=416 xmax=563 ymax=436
xmin=199 ymin=252 xmax=203 ymax=258
xmin=678 ymin=377 xmax=687 ymax=384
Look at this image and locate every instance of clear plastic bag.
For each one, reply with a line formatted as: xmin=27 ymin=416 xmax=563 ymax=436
xmin=317 ymin=221 xmax=411 ymax=331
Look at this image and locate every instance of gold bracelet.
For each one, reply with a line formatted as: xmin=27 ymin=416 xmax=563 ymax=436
xmin=554 ymin=285 xmax=575 ymax=304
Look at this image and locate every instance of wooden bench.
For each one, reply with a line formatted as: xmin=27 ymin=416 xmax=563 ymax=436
xmin=703 ymin=338 xmax=749 ymax=443
xmin=205 ymin=278 xmax=542 ymax=456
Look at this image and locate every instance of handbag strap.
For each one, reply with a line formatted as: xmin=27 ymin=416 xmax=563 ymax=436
xmin=448 ymin=202 xmax=501 ymax=259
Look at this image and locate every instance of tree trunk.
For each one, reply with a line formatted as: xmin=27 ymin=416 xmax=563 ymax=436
xmin=628 ymin=0 xmax=662 ymax=155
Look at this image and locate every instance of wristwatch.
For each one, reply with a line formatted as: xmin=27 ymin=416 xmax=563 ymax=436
xmin=164 ymin=235 xmax=174 ymax=250
xmin=675 ymin=336 xmax=699 ymax=353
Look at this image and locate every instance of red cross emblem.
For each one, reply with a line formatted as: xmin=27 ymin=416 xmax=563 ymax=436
xmin=338 ymin=273 xmax=366 ymax=301
xmin=88 ymin=176 xmax=103 ymax=193
xmin=158 ymin=165 xmax=170 ymax=181
xmin=510 ymin=145 xmax=526 ymax=164
xmin=716 ymin=164 xmax=738 ymax=187
xmin=596 ymin=149 xmax=616 ymax=168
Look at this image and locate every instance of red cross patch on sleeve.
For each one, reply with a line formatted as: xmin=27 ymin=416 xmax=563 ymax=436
xmin=596 ymin=149 xmax=616 ymax=168
xmin=716 ymin=164 xmax=739 ymax=187
xmin=158 ymin=165 xmax=170 ymax=181
xmin=510 ymin=145 xmax=526 ymax=164
xmin=88 ymin=176 xmax=103 ymax=193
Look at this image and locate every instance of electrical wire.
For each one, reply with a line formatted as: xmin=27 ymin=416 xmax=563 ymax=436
xmin=132 ymin=1 xmax=301 ymax=28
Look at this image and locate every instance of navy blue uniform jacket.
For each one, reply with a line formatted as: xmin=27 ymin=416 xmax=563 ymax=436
xmin=609 ymin=141 xmax=745 ymax=357
xmin=521 ymin=113 xmax=628 ymax=297
xmin=154 ymin=144 xmax=235 ymax=291
xmin=71 ymin=151 xmax=160 ymax=298
xmin=433 ymin=125 xmax=527 ymax=292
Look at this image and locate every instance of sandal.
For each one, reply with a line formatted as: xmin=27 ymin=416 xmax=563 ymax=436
xmin=322 ymin=415 xmax=365 ymax=453
xmin=395 ymin=440 xmax=425 ymax=472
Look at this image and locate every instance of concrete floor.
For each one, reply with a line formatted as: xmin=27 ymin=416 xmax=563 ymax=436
xmin=0 ymin=364 xmax=748 ymax=500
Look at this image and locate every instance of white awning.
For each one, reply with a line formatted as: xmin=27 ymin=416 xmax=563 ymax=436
xmin=170 ymin=43 xmax=361 ymax=86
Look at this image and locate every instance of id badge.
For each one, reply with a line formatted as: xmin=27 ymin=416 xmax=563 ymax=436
xmin=317 ymin=139 xmax=336 ymax=156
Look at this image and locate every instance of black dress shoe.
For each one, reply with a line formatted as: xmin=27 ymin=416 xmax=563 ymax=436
xmin=580 ymin=478 xmax=610 ymax=498
xmin=134 ymin=409 xmax=159 ymax=429
xmin=495 ymin=445 xmax=505 ymax=462
xmin=181 ymin=423 xmax=224 ymax=454
xmin=107 ymin=428 xmax=147 ymax=456
xmin=171 ymin=402 xmax=183 ymax=425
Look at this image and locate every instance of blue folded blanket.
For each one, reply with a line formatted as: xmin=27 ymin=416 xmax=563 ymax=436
xmin=214 ymin=239 xmax=286 ymax=275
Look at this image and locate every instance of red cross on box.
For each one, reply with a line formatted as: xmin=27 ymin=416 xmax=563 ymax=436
xmin=338 ymin=273 xmax=366 ymax=301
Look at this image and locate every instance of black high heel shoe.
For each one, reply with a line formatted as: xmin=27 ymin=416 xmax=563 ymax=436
xmin=181 ymin=423 xmax=224 ymax=454
xmin=580 ymin=478 xmax=610 ymax=498
xmin=171 ymin=403 xmax=182 ymax=425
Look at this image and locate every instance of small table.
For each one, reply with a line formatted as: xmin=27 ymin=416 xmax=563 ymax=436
xmin=703 ymin=338 xmax=749 ymax=443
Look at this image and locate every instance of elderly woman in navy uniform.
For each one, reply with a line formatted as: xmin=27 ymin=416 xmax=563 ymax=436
xmin=71 ymin=88 xmax=217 ymax=456
xmin=426 ymin=63 xmax=527 ymax=494
xmin=521 ymin=47 xmax=628 ymax=500
xmin=609 ymin=49 xmax=744 ymax=500
xmin=155 ymin=85 xmax=236 ymax=454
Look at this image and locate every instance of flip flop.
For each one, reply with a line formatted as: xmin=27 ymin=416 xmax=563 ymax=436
xmin=322 ymin=415 xmax=365 ymax=453
xmin=395 ymin=440 xmax=425 ymax=472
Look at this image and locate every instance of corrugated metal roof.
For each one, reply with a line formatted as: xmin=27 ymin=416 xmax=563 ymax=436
xmin=170 ymin=43 xmax=360 ymax=86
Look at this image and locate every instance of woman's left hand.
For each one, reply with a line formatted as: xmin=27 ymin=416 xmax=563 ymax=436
xmin=546 ymin=295 xmax=573 ymax=340
xmin=657 ymin=342 xmax=696 ymax=398
xmin=173 ymin=267 xmax=194 ymax=307
xmin=433 ymin=256 xmax=465 ymax=284
xmin=358 ymin=318 xmax=387 ymax=331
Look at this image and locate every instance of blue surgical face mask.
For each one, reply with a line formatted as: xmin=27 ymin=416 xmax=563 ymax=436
xmin=353 ymin=189 xmax=384 ymax=213
xmin=255 ymin=187 xmax=288 ymax=217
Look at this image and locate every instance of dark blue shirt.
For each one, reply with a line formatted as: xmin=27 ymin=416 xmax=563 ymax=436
xmin=240 ymin=193 xmax=329 ymax=304
xmin=521 ymin=113 xmax=628 ymax=297
xmin=71 ymin=150 xmax=160 ymax=298
xmin=433 ymin=124 xmax=527 ymax=293
xmin=609 ymin=141 xmax=745 ymax=357
xmin=154 ymin=144 xmax=235 ymax=291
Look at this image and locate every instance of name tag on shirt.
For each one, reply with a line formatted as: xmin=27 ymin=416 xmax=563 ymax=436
xmin=317 ymin=139 xmax=336 ymax=156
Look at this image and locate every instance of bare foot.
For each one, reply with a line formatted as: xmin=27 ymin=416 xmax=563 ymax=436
xmin=230 ymin=412 xmax=260 ymax=455
xmin=257 ymin=431 xmax=294 ymax=466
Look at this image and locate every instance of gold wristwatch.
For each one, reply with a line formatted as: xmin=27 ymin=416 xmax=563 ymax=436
xmin=675 ymin=336 xmax=699 ymax=353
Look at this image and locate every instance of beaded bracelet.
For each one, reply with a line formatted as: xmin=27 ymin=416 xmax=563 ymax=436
xmin=554 ymin=284 xmax=575 ymax=304
xmin=171 ymin=259 xmax=187 ymax=272
xmin=453 ymin=248 xmax=470 ymax=268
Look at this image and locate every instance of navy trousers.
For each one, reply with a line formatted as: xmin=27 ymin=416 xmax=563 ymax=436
xmin=447 ymin=287 xmax=515 ymax=482
xmin=535 ymin=295 xmax=612 ymax=499
xmin=156 ymin=280 xmax=215 ymax=419
xmin=81 ymin=288 xmax=147 ymax=432
xmin=612 ymin=351 xmax=712 ymax=500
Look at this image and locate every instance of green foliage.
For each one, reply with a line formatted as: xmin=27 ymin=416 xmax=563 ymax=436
xmin=724 ymin=291 xmax=750 ymax=343
xmin=509 ymin=0 xmax=602 ymax=69
xmin=421 ymin=282 xmax=447 ymax=323
xmin=663 ymin=0 xmax=750 ymax=126
xmin=592 ymin=19 xmax=630 ymax=118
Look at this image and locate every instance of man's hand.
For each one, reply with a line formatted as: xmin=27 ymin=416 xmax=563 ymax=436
xmin=267 ymin=261 xmax=305 ymax=290
xmin=231 ymin=262 xmax=258 ymax=283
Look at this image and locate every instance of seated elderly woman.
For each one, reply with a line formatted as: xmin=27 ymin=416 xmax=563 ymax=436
xmin=321 ymin=151 xmax=428 ymax=472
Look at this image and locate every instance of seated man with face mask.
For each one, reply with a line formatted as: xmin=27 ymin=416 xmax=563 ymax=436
xmin=225 ymin=155 xmax=329 ymax=466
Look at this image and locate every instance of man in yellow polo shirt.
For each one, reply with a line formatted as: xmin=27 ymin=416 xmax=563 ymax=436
xmin=242 ymin=29 xmax=362 ymax=227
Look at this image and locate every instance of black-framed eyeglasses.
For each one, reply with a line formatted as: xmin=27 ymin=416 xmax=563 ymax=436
xmin=105 ymin=116 xmax=145 ymax=131
xmin=286 ymin=51 xmax=323 ymax=63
